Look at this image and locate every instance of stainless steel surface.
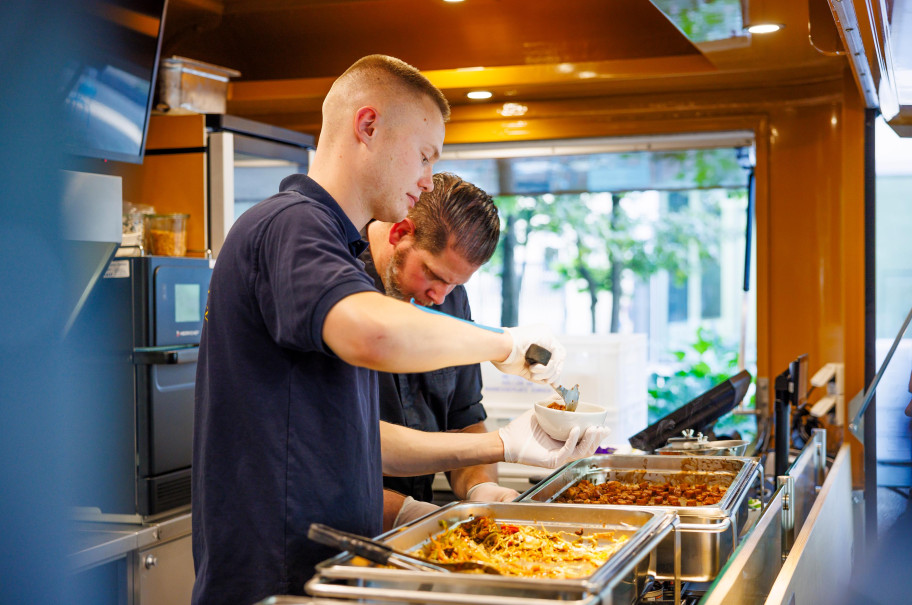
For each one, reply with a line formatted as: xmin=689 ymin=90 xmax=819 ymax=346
xmin=68 ymin=513 xmax=191 ymax=572
xmin=766 ymin=446 xmax=854 ymax=605
xmin=700 ymin=430 xmax=842 ymax=604
xmin=783 ymin=429 xmax=829 ymax=537
xmin=306 ymin=501 xmax=677 ymax=605
xmin=700 ymin=484 xmax=787 ymax=604
xmin=777 ymin=475 xmax=795 ymax=561
xmin=702 ymin=443 xmax=852 ymax=605
xmin=137 ymin=533 xmax=194 ymax=605
xmin=553 ymin=383 xmax=581 ymax=411
xmin=517 ymin=454 xmax=761 ymax=581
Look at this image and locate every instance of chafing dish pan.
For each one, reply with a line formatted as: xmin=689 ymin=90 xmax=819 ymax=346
xmin=517 ymin=455 xmax=761 ymax=582
xmin=305 ymin=501 xmax=677 ymax=605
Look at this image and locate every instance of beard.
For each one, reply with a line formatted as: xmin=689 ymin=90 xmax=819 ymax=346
xmin=383 ymin=245 xmax=408 ymax=302
xmin=384 ymin=245 xmax=432 ymax=306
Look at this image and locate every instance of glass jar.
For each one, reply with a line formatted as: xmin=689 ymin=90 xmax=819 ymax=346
xmin=143 ymin=213 xmax=189 ymax=256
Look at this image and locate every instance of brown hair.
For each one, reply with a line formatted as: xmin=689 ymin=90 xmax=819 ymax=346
xmin=409 ymin=173 xmax=500 ymax=267
xmin=337 ymin=54 xmax=450 ymax=121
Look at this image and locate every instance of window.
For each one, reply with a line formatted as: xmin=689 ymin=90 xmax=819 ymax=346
xmin=436 ymin=134 xmax=757 ymax=439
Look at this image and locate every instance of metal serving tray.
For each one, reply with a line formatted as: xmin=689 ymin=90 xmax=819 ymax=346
xmin=305 ymin=501 xmax=677 ymax=605
xmin=517 ymin=455 xmax=761 ymax=582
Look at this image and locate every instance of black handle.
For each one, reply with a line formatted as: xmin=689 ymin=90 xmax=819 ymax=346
xmin=308 ymin=523 xmax=394 ymax=566
xmin=132 ymin=346 xmax=199 ymax=365
xmin=524 ymin=344 xmax=552 ymax=366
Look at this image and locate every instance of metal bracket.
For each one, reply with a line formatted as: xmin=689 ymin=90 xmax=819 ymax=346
xmin=778 ymin=475 xmax=796 ymax=561
xmin=812 ymin=428 xmax=827 ymax=490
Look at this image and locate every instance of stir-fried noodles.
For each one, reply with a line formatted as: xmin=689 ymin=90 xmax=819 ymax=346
xmin=416 ymin=516 xmax=627 ymax=578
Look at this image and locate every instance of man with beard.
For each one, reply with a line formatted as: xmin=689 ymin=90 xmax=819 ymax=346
xmin=362 ymin=172 xmax=520 ymax=529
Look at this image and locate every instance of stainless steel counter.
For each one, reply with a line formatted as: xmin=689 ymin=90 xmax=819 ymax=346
xmin=68 ymin=512 xmax=192 ymax=572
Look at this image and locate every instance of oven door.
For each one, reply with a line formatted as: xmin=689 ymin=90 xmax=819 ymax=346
xmin=134 ymin=346 xmax=198 ymax=516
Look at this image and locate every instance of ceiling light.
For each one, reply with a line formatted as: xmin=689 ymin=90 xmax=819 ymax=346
xmin=747 ymin=23 xmax=783 ymax=34
xmin=467 ymin=90 xmax=493 ymax=100
xmin=443 ymin=0 xmax=464 ymax=3
xmin=498 ymin=102 xmax=528 ymax=117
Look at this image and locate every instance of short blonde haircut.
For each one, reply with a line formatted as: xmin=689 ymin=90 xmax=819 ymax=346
xmin=326 ymin=55 xmax=450 ymax=123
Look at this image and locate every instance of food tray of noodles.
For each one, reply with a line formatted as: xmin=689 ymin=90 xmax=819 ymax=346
xmin=517 ymin=455 xmax=761 ymax=582
xmin=305 ymin=501 xmax=677 ymax=605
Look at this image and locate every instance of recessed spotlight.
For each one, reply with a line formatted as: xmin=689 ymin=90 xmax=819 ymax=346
xmin=443 ymin=0 xmax=465 ymax=3
xmin=467 ymin=90 xmax=493 ymax=100
xmin=747 ymin=23 xmax=783 ymax=34
xmin=498 ymin=102 xmax=528 ymax=117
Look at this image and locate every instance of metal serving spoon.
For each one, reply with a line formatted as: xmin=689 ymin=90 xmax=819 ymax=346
xmin=308 ymin=523 xmax=502 ymax=575
xmin=552 ymin=384 xmax=580 ymax=412
xmin=525 ymin=345 xmax=580 ymax=411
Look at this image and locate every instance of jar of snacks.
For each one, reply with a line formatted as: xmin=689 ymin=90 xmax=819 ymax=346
xmin=143 ymin=213 xmax=189 ymax=256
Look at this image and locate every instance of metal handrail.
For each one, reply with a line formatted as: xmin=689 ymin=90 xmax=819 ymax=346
xmin=849 ymin=303 xmax=912 ymax=432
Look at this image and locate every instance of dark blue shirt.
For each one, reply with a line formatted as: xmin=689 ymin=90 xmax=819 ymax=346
xmin=361 ymin=243 xmax=487 ymax=502
xmin=192 ymin=174 xmax=382 ymax=605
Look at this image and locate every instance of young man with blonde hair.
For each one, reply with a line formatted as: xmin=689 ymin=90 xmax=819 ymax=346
xmin=192 ymin=55 xmax=608 ymax=604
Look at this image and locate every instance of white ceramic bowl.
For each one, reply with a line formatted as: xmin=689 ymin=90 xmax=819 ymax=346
xmin=533 ymin=400 xmax=608 ymax=441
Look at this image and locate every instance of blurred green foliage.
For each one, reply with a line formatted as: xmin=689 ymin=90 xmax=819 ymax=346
xmin=648 ymin=326 xmax=757 ymax=439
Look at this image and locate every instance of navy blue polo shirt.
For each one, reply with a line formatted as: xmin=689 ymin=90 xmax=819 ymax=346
xmin=192 ymin=174 xmax=382 ymax=605
xmin=361 ymin=245 xmax=487 ymax=502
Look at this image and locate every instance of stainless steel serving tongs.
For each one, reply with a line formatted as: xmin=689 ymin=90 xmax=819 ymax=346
xmin=307 ymin=523 xmax=501 ymax=575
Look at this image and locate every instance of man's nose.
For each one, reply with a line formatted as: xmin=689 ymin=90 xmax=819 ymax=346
xmin=427 ymin=283 xmax=454 ymax=306
xmin=418 ymin=166 xmax=434 ymax=192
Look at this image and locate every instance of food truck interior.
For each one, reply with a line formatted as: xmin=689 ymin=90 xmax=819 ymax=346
xmin=2 ymin=0 xmax=912 ymax=604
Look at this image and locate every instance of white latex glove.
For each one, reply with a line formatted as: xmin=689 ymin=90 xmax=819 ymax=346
xmin=393 ymin=496 xmax=439 ymax=527
xmin=492 ymin=325 xmax=565 ymax=385
xmin=498 ymin=409 xmax=611 ymax=469
xmin=464 ymin=482 xmax=520 ymax=503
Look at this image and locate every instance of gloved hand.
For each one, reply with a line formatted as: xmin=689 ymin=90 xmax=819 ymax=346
xmin=498 ymin=409 xmax=611 ymax=469
xmin=393 ymin=496 xmax=439 ymax=527
xmin=492 ymin=325 xmax=565 ymax=385
xmin=464 ymin=481 xmax=520 ymax=502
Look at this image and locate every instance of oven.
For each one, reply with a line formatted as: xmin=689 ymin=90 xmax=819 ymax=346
xmin=69 ymin=255 xmax=213 ymax=519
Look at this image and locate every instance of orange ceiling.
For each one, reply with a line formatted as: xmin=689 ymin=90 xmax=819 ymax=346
xmin=163 ymin=0 xmax=851 ymax=136
xmin=166 ymin=0 xmax=713 ymax=79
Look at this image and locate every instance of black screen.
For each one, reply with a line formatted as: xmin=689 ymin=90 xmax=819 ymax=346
xmin=60 ymin=0 xmax=167 ymax=164
xmin=790 ymin=353 xmax=809 ymax=407
xmin=629 ymin=370 xmax=753 ymax=452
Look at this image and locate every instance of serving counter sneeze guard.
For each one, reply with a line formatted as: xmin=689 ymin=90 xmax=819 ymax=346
xmin=517 ymin=455 xmax=762 ymax=582
xmin=304 ymin=501 xmax=679 ymax=605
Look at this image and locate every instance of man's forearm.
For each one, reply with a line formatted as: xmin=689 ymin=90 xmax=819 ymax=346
xmin=448 ymin=465 xmax=500 ymax=499
xmin=382 ymin=489 xmax=407 ymax=532
xmin=446 ymin=422 xmax=500 ymax=499
xmin=380 ymin=421 xmax=504 ymax=476
xmin=324 ymin=292 xmax=512 ymax=373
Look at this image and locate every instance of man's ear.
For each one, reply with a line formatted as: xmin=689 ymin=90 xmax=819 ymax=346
xmin=355 ymin=106 xmax=379 ymax=144
xmin=388 ymin=218 xmax=416 ymax=245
